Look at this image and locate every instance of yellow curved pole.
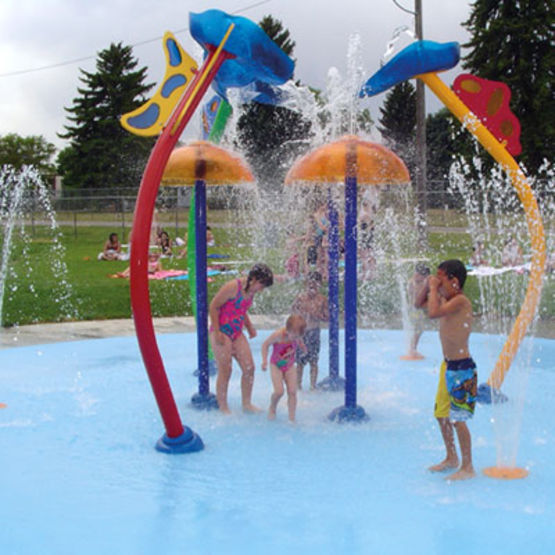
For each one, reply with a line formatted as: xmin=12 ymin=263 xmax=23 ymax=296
xmin=417 ymin=71 xmax=546 ymax=390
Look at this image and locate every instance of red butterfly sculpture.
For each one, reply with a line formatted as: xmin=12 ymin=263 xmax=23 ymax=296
xmin=454 ymin=74 xmax=522 ymax=156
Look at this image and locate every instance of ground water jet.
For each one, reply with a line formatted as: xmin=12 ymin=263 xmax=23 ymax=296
xmin=0 ymin=165 xmax=76 ymax=330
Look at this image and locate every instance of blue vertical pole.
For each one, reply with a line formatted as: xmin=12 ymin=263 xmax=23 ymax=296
xmin=344 ymin=174 xmax=358 ymax=408
xmin=328 ymin=145 xmax=368 ymax=422
xmin=195 ymin=179 xmax=208 ymax=395
xmin=191 ymin=172 xmax=217 ymax=410
xmin=319 ymin=188 xmax=344 ymax=390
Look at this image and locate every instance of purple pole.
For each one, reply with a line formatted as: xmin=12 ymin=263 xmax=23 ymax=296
xmin=319 ymin=188 xmax=344 ymax=390
xmin=328 ymin=144 xmax=368 ymax=422
xmin=191 ymin=162 xmax=217 ymax=410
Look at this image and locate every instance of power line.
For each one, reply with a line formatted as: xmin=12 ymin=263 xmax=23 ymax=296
xmin=0 ymin=0 xmax=272 ymax=78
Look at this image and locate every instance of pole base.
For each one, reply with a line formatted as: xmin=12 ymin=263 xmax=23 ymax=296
xmin=483 ymin=466 xmax=528 ymax=480
xmin=477 ymin=383 xmax=508 ymax=404
xmin=155 ymin=427 xmax=204 ymax=454
xmin=328 ymin=404 xmax=370 ymax=423
xmin=318 ymin=374 xmax=346 ymax=392
xmin=191 ymin=392 xmax=219 ymax=411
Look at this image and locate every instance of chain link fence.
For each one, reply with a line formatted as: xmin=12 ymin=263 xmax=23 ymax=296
xmin=19 ymin=179 xmax=555 ymax=240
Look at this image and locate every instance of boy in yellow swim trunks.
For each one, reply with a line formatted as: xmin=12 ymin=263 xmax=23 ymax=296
xmin=426 ymin=259 xmax=477 ymax=481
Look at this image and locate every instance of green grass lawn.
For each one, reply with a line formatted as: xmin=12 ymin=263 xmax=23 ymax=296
xmin=1 ymin=222 xmax=282 ymax=326
xmin=1 ymin=218 xmax=553 ymax=327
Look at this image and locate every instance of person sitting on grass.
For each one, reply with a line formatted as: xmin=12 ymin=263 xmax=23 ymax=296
xmin=110 ymin=253 xmax=162 ymax=278
xmin=157 ymin=230 xmax=173 ymax=257
xmin=501 ymin=237 xmax=523 ymax=267
xmin=98 ymin=232 xmax=123 ymax=261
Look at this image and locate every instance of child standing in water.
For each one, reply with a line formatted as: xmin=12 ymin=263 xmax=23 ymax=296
xmin=261 ymin=315 xmax=307 ymax=422
xmin=401 ymin=263 xmax=430 ymax=360
xmin=292 ymin=271 xmax=329 ymax=390
xmin=427 ymin=259 xmax=477 ymax=481
xmin=209 ymin=263 xmax=274 ymax=414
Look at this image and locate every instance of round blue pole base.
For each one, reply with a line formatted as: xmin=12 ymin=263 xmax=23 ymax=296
xmin=328 ymin=404 xmax=370 ymax=423
xmin=155 ymin=427 xmax=204 ymax=454
xmin=477 ymin=382 xmax=509 ymax=404
xmin=192 ymin=359 xmax=218 ymax=377
xmin=191 ymin=392 xmax=219 ymax=411
xmin=318 ymin=375 xmax=346 ymax=392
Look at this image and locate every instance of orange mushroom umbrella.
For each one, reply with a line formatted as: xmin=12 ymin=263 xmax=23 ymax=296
xmin=285 ymin=135 xmax=410 ymax=185
xmin=162 ymin=140 xmax=254 ymax=185
xmin=161 ymin=141 xmax=254 ymax=411
xmin=285 ymin=135 xmax=410 ymax=422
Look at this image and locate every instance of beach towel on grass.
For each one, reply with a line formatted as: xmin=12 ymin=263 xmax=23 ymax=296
xmin=467 ymin=263 xmax=531 ymax=276
xmin=165 ymin=269 xmax=223 ymax=281
xmin=149 ymin=270 xmax=188 ymax=280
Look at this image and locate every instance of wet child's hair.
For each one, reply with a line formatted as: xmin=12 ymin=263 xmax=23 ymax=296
xmin=415 ymin=262 xmax=430 ymax=276
xmin=246 ymin=263 xmax=274 ymax=292
xmin=286 ymin=314 xmax=307 ymax=335
xmin=438 ymin=259 xmax=467 ymax=289
xmin=307 ymin=270 xmax=323 ymax=284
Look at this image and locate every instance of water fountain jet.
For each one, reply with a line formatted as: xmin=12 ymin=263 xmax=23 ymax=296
xmin=285 ymin=135 xmax=411 ymax=421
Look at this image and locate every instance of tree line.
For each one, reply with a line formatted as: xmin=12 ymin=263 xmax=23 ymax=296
xmin=1 ymin=1 xmax=552 ymax=194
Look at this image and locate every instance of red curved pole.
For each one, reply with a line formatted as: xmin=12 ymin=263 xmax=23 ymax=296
xmin=130 ymin=44 xmax=233 ymax=438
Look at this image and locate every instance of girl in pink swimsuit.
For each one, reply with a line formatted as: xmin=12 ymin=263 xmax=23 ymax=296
xmin=261 ymin=314 xmax=307 ymax=422
xmin=209 ymin=264 xmax=274 ymax=414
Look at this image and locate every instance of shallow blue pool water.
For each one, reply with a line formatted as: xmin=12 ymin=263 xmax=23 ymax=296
xmin=1 ymin=329 xmax=554 ymax=554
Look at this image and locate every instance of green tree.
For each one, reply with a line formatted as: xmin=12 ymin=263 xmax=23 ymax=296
xmin=378 ymin=81 xmax=416 ymax=175
xmin=58 ymin=43 xmax=155 ymax=190
xmin=258 ymin=15 xmax=296 ymax=57
xmin=0 ymin=133 xmax=56 ymax=176
xmin=425 ymin=108 xmax=476 ymax=207
xmin=235 ymin=16 xmax=313 ymax=189
xmin=462 ymin=0 xmax=554 ymax=177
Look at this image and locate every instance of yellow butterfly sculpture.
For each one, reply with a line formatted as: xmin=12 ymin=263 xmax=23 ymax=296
xmin=121 ymin=32 xmax=198 ymax=137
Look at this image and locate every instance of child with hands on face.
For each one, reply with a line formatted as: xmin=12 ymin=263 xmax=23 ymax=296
xmin=427 ymin=259 xmax=477 ymax=481
xmin=261 ymin=315 xmax=307 ymax=423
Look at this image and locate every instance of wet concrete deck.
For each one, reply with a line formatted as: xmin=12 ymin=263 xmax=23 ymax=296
xmin=1 ymin=315 xmax=553 ymax=349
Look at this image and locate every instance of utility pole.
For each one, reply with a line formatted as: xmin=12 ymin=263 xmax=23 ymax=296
xmin=414 ymin=0 xmax=428 ymax=246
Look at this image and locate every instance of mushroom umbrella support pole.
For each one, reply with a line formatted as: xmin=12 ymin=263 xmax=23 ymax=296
xmin=162 ymin=141 xmax=255 ymax=410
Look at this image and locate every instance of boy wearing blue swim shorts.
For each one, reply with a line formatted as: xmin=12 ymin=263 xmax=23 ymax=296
xmin=427 ymin=259 xmax=477 ymax=480
xmin=292 ymin=271 xmax=329 ymax=390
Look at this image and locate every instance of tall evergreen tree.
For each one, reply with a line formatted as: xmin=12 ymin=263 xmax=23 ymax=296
xmin=57 ymin=43 xmax=155 ymax=190
xmin=258 ymin=15 xmax=296 ymax=57
xmin=462 ymin=0 xmax=554 ymax=177
xmin=378 ymin=81 xmax=416 ymax=175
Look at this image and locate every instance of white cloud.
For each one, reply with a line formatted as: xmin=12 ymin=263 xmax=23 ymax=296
xmin=0 ymin=0 xmax=472 ymax=152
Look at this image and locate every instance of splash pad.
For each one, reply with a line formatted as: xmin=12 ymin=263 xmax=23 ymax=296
xmin=1 ymin=328 xmax=554 ymax=553
xmin=1 ymin=7 xmax=553 ymax=552
xmin=116 ymin=9 xmax=548 ymax=487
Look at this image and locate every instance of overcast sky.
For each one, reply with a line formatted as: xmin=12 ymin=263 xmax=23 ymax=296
xmin=0 ymin=0 xmax=473 ymax=152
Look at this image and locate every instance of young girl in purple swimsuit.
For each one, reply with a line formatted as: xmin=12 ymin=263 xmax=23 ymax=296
xmin=209 ymin=263 xmax=274 ymax=414
xmin=261 ymin=314 xmax=307 ymax=423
